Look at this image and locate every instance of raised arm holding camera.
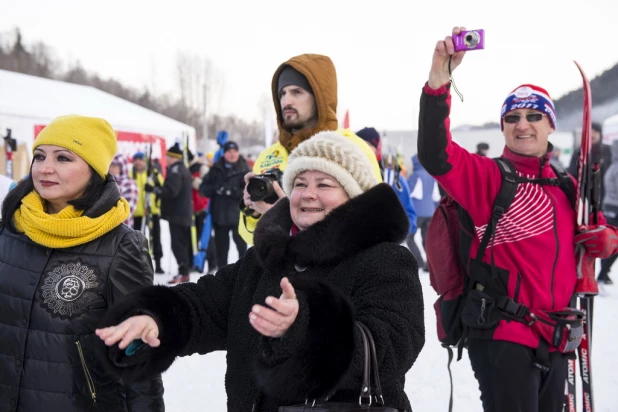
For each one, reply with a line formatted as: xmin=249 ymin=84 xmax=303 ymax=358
xmin=419 ymin=26 xmax=618 ymax=412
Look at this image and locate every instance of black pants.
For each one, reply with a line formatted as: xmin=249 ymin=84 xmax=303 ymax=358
xmin=406 ymin=232 xmax=425 ymax=269
xmin=195 ymin=211 xmax=206 ymax=240
xmin=468 ymin=339 xmax=568 ymax=412
xmin=134 ymin=215 xmax=163 ymax=260
xmin=406 ymin=216 xmax=432 ymax=269
xmin=206 ymin=234 xmax=217 ymax=271
xmin=417 ymin=216 xmax=431 ymax=249
xmin=598 ymin=211 xmax=618 ymax=280
xmin=169 ymin=222 xmax=192 ymax=275
xmin=213 ymin=224 xmax=247 ymax=268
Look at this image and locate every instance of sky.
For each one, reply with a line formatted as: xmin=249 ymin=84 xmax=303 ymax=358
xmin=1 ymin=0 xmax=617 ymax=132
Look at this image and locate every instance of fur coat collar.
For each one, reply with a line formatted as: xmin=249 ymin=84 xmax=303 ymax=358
xmin=253 ymin=183 xmax=409 ymax=272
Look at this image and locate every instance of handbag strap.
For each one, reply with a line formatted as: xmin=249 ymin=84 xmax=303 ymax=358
xmin=356 ymin=321 xmax=385 ymax=406
xmin=355 ymin=322 xmax=373 ymax=405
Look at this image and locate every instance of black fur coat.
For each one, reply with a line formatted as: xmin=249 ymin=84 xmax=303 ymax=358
xmin=99 ymin=183 xmax=425 ymax=412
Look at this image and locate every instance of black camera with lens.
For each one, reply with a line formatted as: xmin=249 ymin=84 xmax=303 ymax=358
xmin=247 ymin=168 xmax=284 ymax=204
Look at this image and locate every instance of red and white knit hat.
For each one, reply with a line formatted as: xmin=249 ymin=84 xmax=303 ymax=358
xmin=501 ymin=84 xmax=557 ymax=130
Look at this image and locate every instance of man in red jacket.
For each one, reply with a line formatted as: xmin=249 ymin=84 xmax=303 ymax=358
xmin=418 ymin=26 xmax=618 ymax=412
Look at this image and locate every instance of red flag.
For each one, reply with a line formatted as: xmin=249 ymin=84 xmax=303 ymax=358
xmin=342 ymin=110 xmax=350 ymax=129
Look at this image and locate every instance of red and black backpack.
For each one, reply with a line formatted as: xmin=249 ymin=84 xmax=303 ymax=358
xmin=426 ymin=156 xmax=575 ymax=379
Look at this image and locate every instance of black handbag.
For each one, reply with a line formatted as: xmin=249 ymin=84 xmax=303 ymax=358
xmin=278 ymin=321 xmax=401 ymax=412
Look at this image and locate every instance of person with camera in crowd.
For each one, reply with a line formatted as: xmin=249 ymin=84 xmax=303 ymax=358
xmin=200 ymin=141 xmax=250 ymax=270
xmin=239 ymin=53 xmax=382 ymax=244
xmin=146 ymin=142 xmax=193 ymax=284
xmin=418 ymin=26 xmax=618 ymax=412
xmin=95 ymin=132 xmax=424 ymax=412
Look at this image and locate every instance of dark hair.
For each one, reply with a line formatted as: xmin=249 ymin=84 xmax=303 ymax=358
xmin=1 ymin=165 xmax=106 ymax=233
xmin=592 ymin=122 xmax=603 ymax=135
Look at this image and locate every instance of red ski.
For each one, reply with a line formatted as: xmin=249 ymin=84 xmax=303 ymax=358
xmin=570 ymin=60 xmax=597 ymax=412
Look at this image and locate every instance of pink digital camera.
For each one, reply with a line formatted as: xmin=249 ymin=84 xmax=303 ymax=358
xmin=453 ymin=29 xmax=485 ymax=52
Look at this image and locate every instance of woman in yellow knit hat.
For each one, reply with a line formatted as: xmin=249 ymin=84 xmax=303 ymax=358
xmin=0 ymin=115 xmax=164 ymax=411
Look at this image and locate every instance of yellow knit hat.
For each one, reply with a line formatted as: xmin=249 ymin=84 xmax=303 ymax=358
xmin=33 ymin=115 xmax=118 ymax=178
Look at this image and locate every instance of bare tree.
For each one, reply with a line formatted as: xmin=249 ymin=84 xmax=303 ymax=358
xmin=29 ymin=41 xmax=58 ymax=78
xmin=174 ymin=51 xmax=223 ymax=143
xmin=0 ymin=27 xmax=267 ymax=150
xmin=209 ymin=114 xmax=263 ymax=148
xmin=62 ymin=60 xmax=89 ymax=85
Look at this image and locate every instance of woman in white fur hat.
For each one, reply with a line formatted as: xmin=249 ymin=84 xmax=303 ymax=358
xmin=96 ymin=131 xmax=425 ymax=412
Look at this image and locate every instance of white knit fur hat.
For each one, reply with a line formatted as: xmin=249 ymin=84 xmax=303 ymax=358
xmin=282 ymin=131 xmax=379 ymax=198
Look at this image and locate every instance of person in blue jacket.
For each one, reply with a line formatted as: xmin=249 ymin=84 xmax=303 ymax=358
xmin=407 ymin=154 xmax=439 ymax=271
xmin=356 ymin=128 xmax=417 ymax=237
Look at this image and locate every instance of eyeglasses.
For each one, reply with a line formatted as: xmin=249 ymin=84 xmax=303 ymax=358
xmin=503 ymin=113 xmax=546 ymax=124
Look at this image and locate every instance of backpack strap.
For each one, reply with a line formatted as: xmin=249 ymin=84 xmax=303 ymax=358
xmin=441 ymin=159 xmax=520 ymax=412
xmin=550 ymin=162 xmax=577 ymax=210
xmin=473 ymin=157 xmax=519 ymax=262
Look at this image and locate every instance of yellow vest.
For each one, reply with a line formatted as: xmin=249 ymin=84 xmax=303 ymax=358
xmin=238 ymin=128 xmax=382 ymax=244
xmin=133 ymin=169 xmax=163 ymax=217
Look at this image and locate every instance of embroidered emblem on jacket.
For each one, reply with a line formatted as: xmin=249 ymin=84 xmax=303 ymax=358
xmin=475 ymin=173 xmax=554 ymax=247
xmin=40 ymin=260 xmax=100 ymax=318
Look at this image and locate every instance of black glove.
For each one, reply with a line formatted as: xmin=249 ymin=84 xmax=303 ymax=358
xmin=152 ymin=170 xmax=162 ymax=187
xmin=216 ymin=186 xmax=232 ymax=196
xmin=144 ymin=184 xmax=162 ymax=196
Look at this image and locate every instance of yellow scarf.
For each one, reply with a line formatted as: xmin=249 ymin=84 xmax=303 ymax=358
xmin=13 ymin=191 xmax=130 ymax=249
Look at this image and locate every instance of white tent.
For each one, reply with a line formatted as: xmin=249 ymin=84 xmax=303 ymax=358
xmin=0 ymin=69 xmax=196 ymax=179
xmin=603 ymin=113 xmax=618 ymax=144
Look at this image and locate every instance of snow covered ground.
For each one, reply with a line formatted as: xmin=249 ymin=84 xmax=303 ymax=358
xmin=154 ymin=222 xmax=617 ymax=412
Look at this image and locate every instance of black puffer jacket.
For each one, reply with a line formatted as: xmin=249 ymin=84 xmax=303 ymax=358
xmin=199 ymin=156 xmax=250 ymax=227
xmin=0 ymin=182 xmax=164 ymax=412
xmin=160 ymin=160 xmax=193 ymax=227
xmin=100 ymin=183 xmax=425 ymax=412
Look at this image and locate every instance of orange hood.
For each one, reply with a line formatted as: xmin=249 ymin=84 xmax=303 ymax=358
xmin=271 ymin=54 xmax=338 ymax=153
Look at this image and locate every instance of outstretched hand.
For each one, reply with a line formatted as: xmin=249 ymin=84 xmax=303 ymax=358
xmin=428 ymin=26 xmax=467 ymax=89
xmin=95 ymin=315 xmax=161 ymax=350
xmin=250 ymin=277 xmax=299 ymax=338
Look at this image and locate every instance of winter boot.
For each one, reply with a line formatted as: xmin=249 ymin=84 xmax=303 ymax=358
xmin=206 ymin=264 xmax=218 ymax=275
xmin=154 ymin=259 xmax=165 ymax=274
xmin=598 ymin=268 xmax=612 ymax=285
xmin=168 ymin=274 xmax=190 ymax=284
